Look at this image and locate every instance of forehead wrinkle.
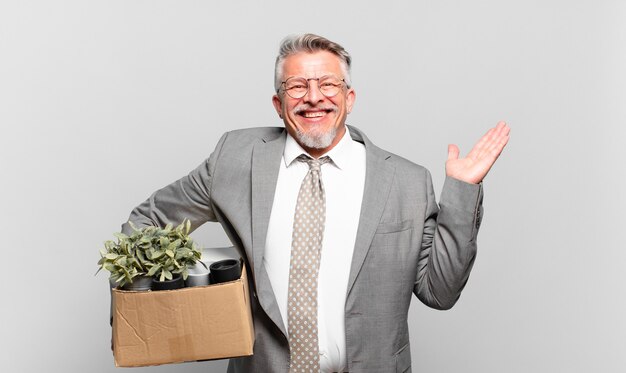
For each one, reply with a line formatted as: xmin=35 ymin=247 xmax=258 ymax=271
xmin=282 ymin=52 xmax=344 ymax=80
xmin=287 ymin=64 xmax=334 ymax=80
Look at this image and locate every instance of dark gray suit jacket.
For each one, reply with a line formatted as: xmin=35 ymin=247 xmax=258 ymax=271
xmin=123 ymin=125 xmax=484 ymax=373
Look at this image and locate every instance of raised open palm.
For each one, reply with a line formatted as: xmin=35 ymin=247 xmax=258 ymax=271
xmin=446 ymin=121 xmax=510 ymax=184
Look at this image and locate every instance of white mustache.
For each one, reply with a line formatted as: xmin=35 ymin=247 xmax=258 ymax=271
xmin=293 ymin=104 xmax=338 ymax=115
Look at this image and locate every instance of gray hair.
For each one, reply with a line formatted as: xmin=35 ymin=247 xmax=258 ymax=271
xmin=274 ymin=33 xmax=352 ymax=93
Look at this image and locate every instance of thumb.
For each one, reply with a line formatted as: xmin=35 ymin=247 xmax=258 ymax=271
xmin=447 ymin=144 xmax=460 ymax=161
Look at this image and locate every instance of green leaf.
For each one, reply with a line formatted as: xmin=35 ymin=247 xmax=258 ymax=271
xmin=163 ymin=269 xmax=172 ymax=280
xmin=175 ymin=249 xmax=189 ymax=260
xmin=116 ymin=256 xmax=127 ymax=267
xmin=114 ymin=232 xmax=129 ymax=241
xmin=136 ymin=249 xmax=146 ymax=263
xmin=130 ymin=258 xmax=143 ymax=271
xmin=165 ymin=249 xmax=174 ymax=258
xmin=185 ymin=219 xmax=191 ymax=234
xmin=147 ymin=264 xmax=161 ymax=277
xmin=105 ymin=253 xmax=118 ymax=260
xmin=113 ymin=274 xmax=123 ymax=283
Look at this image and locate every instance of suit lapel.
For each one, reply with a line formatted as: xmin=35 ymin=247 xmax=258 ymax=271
xmin=346 ymin=126 xmax=395 ymax=297
xmin=251 ymin=130 xmax=288 ymax=336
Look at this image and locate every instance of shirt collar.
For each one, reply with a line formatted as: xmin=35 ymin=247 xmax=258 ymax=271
xmin=283 ymin=126 xmax=354 ymax=170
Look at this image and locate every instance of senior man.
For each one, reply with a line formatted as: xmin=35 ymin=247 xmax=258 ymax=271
xmin=122 ymin=33 xmax=510 ymax=373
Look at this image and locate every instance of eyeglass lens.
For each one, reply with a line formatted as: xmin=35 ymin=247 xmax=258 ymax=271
xmin=283 ymin=76 xmax=343 ymax=99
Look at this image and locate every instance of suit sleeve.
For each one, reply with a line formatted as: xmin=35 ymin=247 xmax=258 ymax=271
xmin=413 ymin=171 xmax=484 ymax=310
xmin=120 ymin=132 xmax=229 ymax=235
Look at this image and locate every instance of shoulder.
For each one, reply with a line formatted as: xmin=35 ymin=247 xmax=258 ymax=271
xmin=222 ymin=126 xmax=284 ymax=142
xmin=349 ymin=125 xmax=430 ymax=179
xmin=215 ymin=126 xmax=285 ymax=151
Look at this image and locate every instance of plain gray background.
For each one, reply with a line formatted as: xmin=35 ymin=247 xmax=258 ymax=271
xmin=1 ymin=1 xmax=624 ymax=372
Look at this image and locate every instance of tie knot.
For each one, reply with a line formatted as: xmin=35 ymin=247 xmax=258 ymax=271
xmin=296 ymin=154 xmax=331 ymax=172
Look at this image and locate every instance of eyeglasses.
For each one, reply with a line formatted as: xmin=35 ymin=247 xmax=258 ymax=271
xmin=280 ymin=75 xmax=346 ymax=99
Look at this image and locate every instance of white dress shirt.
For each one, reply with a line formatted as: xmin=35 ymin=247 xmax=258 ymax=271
xmin=263 ymin=127 xmax=366 ymax=372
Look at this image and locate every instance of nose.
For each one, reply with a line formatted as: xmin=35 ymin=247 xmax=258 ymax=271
xmin=303 ymin=79 xmax=324 ymax=104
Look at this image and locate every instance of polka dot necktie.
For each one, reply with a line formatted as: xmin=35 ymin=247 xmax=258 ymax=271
xmin=287 ymin=154 xmax=331 ymax=373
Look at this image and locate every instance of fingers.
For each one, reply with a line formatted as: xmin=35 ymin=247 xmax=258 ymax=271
xmin=489 ymin=131 xmax=510 ymax=158
xmin=492 ymin=121 xmax=510 ymax=154
xmin=495 ymin=121 xmax=510 ymax=139
xmin=476 ymin=121 xmax=510 ymax=159
xmin=468 ymin=127 xmax=495 ymax=159
xmin=447 ymin=144 xmax=460 ymax=160
xmin=475 ymin=122 xmax=508 ymax=166
xmin=455 ymin=121 xmax=511 ymax=162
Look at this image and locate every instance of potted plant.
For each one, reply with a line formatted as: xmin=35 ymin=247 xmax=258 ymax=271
xmin=142 ymin=220 xmax=204 ymax=290
xmin=97 ymin=219 xmax=204 ymax=291
xmin=97 ymin=228 xmax=152 ymax=291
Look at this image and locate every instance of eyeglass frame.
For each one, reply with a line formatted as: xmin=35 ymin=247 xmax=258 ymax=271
xmin=278 ymin=75 xmax=347 ymax=99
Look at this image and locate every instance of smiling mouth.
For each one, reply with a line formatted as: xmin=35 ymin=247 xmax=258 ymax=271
xmin=303 ymin=111 xmax=327 ymax=118
xmin=296 ymin=109 xmax=334 ymax=119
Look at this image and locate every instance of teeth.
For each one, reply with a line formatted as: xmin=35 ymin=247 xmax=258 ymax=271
xmin=303 ymin=111 xmax=325 ymax=118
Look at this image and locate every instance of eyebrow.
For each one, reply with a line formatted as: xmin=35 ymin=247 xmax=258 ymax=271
xmin=284 ymin=74 xmax=339 ymax=81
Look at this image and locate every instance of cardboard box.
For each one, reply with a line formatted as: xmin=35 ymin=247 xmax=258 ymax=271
xmin=112 ymin=267 xmax=254 ymax=367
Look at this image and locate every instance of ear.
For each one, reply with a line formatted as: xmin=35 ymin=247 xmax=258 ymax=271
xmin=272 ymin=94 xmax=283 ymax=118
xmin=345 ymin=88 xmax=356 ymax=114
